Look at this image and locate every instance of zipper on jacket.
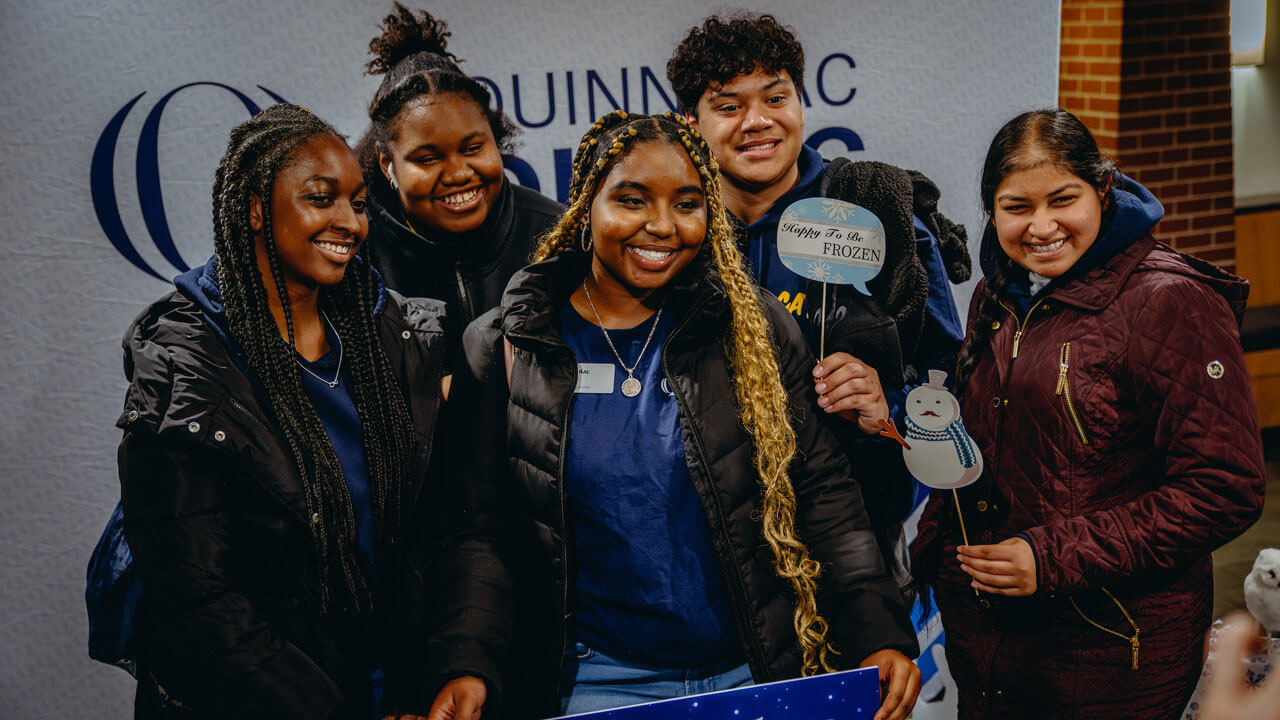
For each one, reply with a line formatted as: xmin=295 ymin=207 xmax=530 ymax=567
xmin=997 ymin=298 xmax=1046 ymax=360
xmin=1054 ymin=342 xmax=1090 ymax=445
xmin=455 ymin=268 xmax=475 ymax=326
xmin=551 ymin=357 xmax=578 ymax=700
xmin=1069 ymin=587 xmax=1141 ymax=669
xmin=660 ymin=305 xmax=772 ymax=681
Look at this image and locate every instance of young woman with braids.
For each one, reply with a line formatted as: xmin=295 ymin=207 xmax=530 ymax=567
xmin=357 ymin=3 xmax=561 ymax=366
xmin=116 ymin=104 xmax=486 ymax=719
xmin=443 ymin=111 xmax=918 ymax=719
xmin=911 ymin=109 xmax=1265 ymax=719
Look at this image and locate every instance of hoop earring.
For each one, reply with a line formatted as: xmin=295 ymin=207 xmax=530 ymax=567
xmin=580 ymin=221 xmax=593 ymax=252
xmin=386 ymin=162 xmax=398 ymax=191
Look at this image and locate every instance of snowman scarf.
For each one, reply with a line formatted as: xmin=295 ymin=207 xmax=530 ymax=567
xmin=904 ymin=416 xmax=980 ymax=469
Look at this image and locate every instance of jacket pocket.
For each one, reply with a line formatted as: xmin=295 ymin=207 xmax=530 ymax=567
xmin=1068 ymin=586 xmax=1140 ymax=669
xmin=1055 ymin=342 xmax=1090 ymax=446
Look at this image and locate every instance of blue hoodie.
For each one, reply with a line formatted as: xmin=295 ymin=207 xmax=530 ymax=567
xmin=175 ymin=258 xmax=377 ymax=569
xmin=979 ymin=171 xmax=1165 ymax=312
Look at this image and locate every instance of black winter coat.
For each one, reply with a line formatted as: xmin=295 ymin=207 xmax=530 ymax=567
xmin=364 ymin=176 xmax=563 ymax=365
xmin=117 ymin=288 xmax=450 ymax=719
xmin=444 ymin=250 xmax=918 ymax=717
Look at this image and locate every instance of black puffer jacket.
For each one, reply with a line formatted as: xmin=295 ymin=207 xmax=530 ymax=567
xmin=445 ymin=249 xmax=918 ymax=717
xmin=364 ymin=176 xmax=562 ymax=364
xmin=117 ymin=286 xmax=450 ymax=719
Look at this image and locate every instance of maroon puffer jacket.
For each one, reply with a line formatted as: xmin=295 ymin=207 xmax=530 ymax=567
xmin=913 ymin=236 xmax=1265 ymax=720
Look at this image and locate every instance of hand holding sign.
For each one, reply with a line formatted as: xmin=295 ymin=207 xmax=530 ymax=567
xmin=779 ymin=197 xmax=886 ymax=400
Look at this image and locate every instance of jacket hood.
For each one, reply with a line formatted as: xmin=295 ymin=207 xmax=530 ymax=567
xmin=174 ymin=255 xmax=390 ymax=330
xmin=1136 ymin=242 xmax=1251 ymax=324
xmin=979 ymin=171 xmax=1164 ymax=286
xmin=367 ymin=170 xmax=518 ymax=277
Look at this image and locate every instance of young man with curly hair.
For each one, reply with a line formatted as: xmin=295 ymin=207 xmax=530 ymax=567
xmin=667 ymin=15 xmax=970 ymax=712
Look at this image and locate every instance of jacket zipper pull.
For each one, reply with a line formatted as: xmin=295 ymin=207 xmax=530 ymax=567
xmin=1055 ymin=344 xmax=1069 ymax=395
xmin=1012 ymin=328 xmax=1024 ymax=359
xmin=1130 ymin=632 xmax=1140 ymax=670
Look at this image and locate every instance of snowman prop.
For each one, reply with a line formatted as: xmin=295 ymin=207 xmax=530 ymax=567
xmin=879 ymin=369 xmax=984 ymax=548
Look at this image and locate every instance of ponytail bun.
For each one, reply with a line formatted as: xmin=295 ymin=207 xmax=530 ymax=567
xmin=365 ymin=2 xmax=457 ymax=76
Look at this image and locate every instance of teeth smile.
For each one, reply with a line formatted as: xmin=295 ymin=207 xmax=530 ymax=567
xmin=630 ymin=247 xmax=675 ymax=262
xmin=740 ymin=141 xmax=778 ymax=152
xmin=1026 ymin=238 xmax=1066 ymax=254
xmin=439 ymin=188 xmax=481 ymax=206
xmin=315 ymin=241 xmax=352 ymax=256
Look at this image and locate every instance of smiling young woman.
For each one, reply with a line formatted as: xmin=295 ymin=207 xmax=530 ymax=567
xmin=115 ymin=104 xmax=477 ymax=719
xmin=356 ymin=4 xmax=562 ymax=361
xmin=439 ymin=111 xmax=919 ymax=719
xmin=912 ymin=109 xmax=1265 ymax=720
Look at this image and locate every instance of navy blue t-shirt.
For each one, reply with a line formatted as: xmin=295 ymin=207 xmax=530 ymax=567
xmin=559 ymin=304 xmax=741 ymax=668
xmin=297 ymin=323 xmax=375 ymax=569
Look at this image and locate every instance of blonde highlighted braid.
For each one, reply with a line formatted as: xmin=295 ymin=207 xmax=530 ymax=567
xmin=534 ymin=110 xmax=836 ymax=675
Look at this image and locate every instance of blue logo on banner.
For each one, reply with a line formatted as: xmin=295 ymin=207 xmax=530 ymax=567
xmin=91 ymin=83 xmax=288 ymax=281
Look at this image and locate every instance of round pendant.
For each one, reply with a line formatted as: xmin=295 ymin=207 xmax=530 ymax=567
xmin=620 ymin=376 xmax=642 ymax=397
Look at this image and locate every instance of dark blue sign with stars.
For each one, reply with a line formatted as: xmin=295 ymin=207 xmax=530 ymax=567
xmin=554 ymin=667 xmax=880 ymax=719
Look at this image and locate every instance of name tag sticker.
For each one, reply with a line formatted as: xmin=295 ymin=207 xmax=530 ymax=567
xmin=574 ymin=363 xmax=616 ymax=394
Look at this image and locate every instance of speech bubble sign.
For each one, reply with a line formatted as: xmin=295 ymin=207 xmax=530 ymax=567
xmin=777 ymin=197 xmax=886 ymax=296
xmin=900 ymin=370 xmax=983 ymax=490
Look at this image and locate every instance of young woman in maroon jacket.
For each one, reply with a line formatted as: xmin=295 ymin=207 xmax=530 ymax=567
xmin=912 ymin=109 xmax=1266 ymax=719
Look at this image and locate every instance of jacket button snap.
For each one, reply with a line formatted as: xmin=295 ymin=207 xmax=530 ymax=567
xmin=1206 ymin=360 xmax=1224 ymax=379
xmin=991 ymin=396 xmax=1001 ymax=408
xmin=213 ymin=430 xmax=226 ymax=442
xmin=187 ymin=421 xmax=201 ymax=433
xmin=979 ymin=598 xmax=992 ymax=609
xmin=402 ymin=330 xmax=412 ymax=340
xmin=990 ymin=320 xmax=1000 ymax=330
xmin=127 ymin=410 xmax=139 ymax=422
xmin=976 ymin=500 xmax=989 ymax=512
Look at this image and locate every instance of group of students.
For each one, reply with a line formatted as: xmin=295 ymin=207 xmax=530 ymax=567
xmin=113 ymin=7 xmax=1267 ymax=720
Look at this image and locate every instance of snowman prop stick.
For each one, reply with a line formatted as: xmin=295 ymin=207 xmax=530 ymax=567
xmin=776 ymin=198 xmax=888 ymax=363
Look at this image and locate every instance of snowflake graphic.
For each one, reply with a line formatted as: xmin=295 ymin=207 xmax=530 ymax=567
xmin=821 ymin=199 xmax=853 ymax=222
xmin=807 ymin=260 xmax=836 ymax=282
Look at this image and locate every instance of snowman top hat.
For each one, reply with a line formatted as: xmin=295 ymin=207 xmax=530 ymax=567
xmin=922 ymin=369 xmax=949 ymax=391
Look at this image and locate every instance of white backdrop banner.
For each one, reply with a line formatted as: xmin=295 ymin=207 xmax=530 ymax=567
xmin=0 ymin=0 xmax=1058 ymax=716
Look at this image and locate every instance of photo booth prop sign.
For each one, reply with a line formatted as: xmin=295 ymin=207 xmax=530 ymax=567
xmin=777 ymin=197 xmax=886 ymax=358
xmin=777 ymin=197 xmax=886 ymax=296
xmin=554 ymin=666 xmax=880 ymax=719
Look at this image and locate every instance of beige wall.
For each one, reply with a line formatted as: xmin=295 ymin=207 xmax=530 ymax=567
xmin=1233 ymin=0 xmax=1280 ymax=208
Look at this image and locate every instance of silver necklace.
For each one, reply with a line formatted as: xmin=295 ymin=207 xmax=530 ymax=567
xmin=294 ymin=309 xmax=342 ymax=388
xmin=580 ymin=282 xmax=662 ymax=398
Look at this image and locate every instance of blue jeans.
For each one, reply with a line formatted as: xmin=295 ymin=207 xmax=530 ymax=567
xmin=559 ymin=643 xmax=753 ymax=715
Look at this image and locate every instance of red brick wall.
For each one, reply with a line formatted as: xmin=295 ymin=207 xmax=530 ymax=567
xmin=1060 ymin=0 xmax=1124 ymax=152
xmin=1059 ymin=0 xmax=1235 ymax=267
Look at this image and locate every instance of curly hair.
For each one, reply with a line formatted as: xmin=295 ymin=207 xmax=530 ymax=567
xmin=534 ymin=111 xmax=836 ymax=675
xmin=953 ymin=108 xmax=1117 ymax=391
xmin=666 ymin=12 xmax=805 ymax=114
xmin=356 ymin=3 xmax=518 ymax=176
xmin=212 ymin=104 xmax=419 ymax=614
